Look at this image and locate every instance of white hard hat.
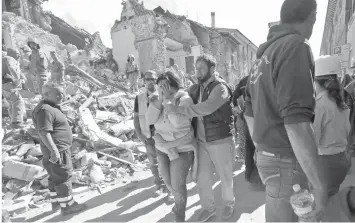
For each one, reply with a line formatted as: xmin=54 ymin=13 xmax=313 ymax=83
xmin=315 ymin=55 xmax=342 ymax=78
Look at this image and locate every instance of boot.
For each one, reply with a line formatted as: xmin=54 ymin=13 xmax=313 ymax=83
xmin=61 ymin=202 xmax=88 ymax=216
xmin=51 ymin=202 xmax=61 ymax=212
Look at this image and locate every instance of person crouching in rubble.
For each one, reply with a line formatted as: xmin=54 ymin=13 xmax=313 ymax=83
xmin=50 ymin=51 xmax=65 ymax=85
xmin=2 ymin=51 xmax=27 ymax=128
xmin=125 ymin=54 xmax=139 ymax=92
xmin=145 ymin=70 xmax=197 ymax=222
xmin=27 ymin=37 xmax=50 ymax=96
xmin=133 ymin=70 xmax=169 ymax=197
xmin=313 ymin=56 xmax=351 ymax=197
xmin=32 ymin=83 xmax=87 ymax=215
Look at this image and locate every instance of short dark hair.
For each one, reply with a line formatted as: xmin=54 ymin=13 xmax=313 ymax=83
xmin=196 ymin=54 xmax=216 ymax=69
xmin=280 ymin=0 xmax=317 ymax=24
xmin=156 ymin=70 xmax=182 ymax=89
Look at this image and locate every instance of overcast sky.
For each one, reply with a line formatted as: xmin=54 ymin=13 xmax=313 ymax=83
xmin=43 ymin=0 xmax=328 ymax=56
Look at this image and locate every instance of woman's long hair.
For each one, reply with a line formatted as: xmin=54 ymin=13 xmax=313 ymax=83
xmin=316 ymin=75 xmax=347 ymax=109
xmin=156 ymin=70 xmax=182 ymax=90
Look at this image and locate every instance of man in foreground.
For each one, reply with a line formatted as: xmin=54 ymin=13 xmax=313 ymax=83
xmin=32 ymin=83 xmax=87 ymax=215
xmin=244 ymin=0 xmax=327 ymax=221
xmin=165 ymin=54 xmax=235 ymax=221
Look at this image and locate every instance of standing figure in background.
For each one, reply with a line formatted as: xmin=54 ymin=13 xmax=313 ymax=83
xmin=2 ymin=54 xmax=27 ymax=128
xmin=172 ymin=64 xmax=187 ymax=88
xmin=313 ymin=56 xmax=351 ymax=197
xmin=125 ymin=54 xmax=139 ymax=92
xmin=233 ymin=75 xmax=264 ymax=191
xmin=21 ymin=45 xmax=35 ymax=92
xmin=32 ymin=83 xmax=88 ymax=215
xmin=50 ymin=51 xmax=65 ymax=85
xmin=134 ymin=70 xmax=173 ymax=198
xmin=28 ymin=37 xmax=50 ymax=96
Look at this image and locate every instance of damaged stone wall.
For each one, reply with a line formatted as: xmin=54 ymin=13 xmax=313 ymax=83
xmin=2 ymin=12 xmax=65 ymax=60
xmin=111 ymin=1 xmax=168 ymax=74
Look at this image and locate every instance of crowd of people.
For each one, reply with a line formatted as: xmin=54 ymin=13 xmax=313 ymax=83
xmin=3 ymin=0 xmax=355 ymax=222
xmin=134 ymin=0 xmax=355 ymax=222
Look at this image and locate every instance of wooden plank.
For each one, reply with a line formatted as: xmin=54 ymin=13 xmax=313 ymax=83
xmin=97 ymin=151 xmax=137 ymax=167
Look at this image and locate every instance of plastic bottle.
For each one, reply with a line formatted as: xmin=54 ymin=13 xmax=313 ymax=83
xmin=290 ymin=184 xmax=316 ymax=222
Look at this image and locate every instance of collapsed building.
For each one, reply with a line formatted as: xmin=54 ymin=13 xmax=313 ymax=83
xmin=111 ymin=0 xmax=258 ymax=85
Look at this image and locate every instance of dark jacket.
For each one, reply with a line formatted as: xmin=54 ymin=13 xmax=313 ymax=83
xmin=244 ymin=24 xmax=315 ymax=156
xmin=189 ymin=79 xmax=234 ymax=142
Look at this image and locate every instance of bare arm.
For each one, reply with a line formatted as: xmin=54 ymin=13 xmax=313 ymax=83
xmin=38 ymin=131 xmax=59 ymax=155
xmin=174 ymin=84 xmax=230 ymax=118
xmin=285 ymin=123 xmax=327 ymax=209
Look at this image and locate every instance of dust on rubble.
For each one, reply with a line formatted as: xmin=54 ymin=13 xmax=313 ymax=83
xmin=1 ymin=9 xmax=154 ymax=220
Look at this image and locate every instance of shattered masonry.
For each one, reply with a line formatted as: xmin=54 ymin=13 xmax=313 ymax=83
xmin=111 ymin=0 xmax=258 ymax=85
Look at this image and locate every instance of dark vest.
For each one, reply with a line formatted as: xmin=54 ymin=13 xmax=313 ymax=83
xmin=188 ymin=79 xmax=235 ymax=142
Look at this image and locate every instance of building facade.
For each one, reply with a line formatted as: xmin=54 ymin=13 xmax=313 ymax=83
xmin=320 ymin=0 xmax=355 ymax=70
xmin=111 ymin=0 xmax=257 ymax=85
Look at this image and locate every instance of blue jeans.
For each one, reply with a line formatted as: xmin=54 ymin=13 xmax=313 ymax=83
xmin=318 ymin=152 xmax=349 ymax=197
xmin=256 ymin=150 xmax=308 ymax=222
xmin=156 ymin=150 xmax=193 ymax=222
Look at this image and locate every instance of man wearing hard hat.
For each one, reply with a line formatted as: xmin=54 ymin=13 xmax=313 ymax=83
xmin=313 ymin=55 xmax=350 ymax=197
xmin=2 ymin=51 xmax=27 ymax=127
xmin=32 ymin=83 xmax=87 ymax=215
xmin=27 ymin=37 xmax=50 ymax=95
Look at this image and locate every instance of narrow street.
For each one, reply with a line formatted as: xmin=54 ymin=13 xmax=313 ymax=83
xmin=10 ymin=158 xmax=355 ymax=223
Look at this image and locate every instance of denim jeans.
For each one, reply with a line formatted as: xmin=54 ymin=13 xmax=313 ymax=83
xmin=318 ymin=152 xmax=349 ymax=197
xmin=256 ymin=150 xmax=308 ymax=222
xmin=197 ymin=138 xmax=236 ymax=211
xmin=156 ymin=150 xmax=193 ymax=222
xmin=145 ymin=138 xmax=164 ymax=187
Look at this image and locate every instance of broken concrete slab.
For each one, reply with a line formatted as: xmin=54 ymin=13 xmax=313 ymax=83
xmin=2 ymin=160 xmax=46 ymax=182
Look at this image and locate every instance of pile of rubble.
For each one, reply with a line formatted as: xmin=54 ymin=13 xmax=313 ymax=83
xmin=2 ymin=12 xmax=149 ymax=218
xmin=2 ymin=90 xmax=151 ymax=217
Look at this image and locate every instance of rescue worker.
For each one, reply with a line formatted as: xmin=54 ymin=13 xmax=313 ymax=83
xmin=125 ymin=54 xmax=139 ymax=92
xmin=21 ymin=45 xmax=35 ymax=92
xmin=50 ymin=51 xmax=65 ymax=84
xmin=2 ymin=53 xmax=27 ymax=127
xmin=27 ymin=37 xmax=50 ymax=95
xmin=165 ymin=54 xmax=236 ymax=221
xmin=313 ymin=56 xmax=350 ymax=197
xmin=172 ymin=64 xmax=187 ymax=88
xmin=133 ymin=70 xmax=170 ymax=198
xmin=32 ymin=83 xmax=87 ymax=215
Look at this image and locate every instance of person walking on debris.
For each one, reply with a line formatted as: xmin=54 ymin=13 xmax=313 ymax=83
xmin=50 ymin=51 xmax=65 ymax=84
xmin=125 ymin=54 xmax=139 ymax=92
xmin=313 ymin=55 xmax=351 ymax=197
xmin=146 ymin=70 xmax=197 ymax=222
xmin=244 ymin=0 xmax=328 ymax=221
xmin=2 ymin=51 xmax=27 ymax=128
xmin=165 ymin=54 xmax=236 ymax=222
xmin=20 ymin=45 xmax=35 ymax=92
xmin=32 ymin=83 xmax=88 ymax=215
xmin=28 ymin=37 xmax=50 ymax=96
xmin=133 ymin=70 xmax=171 ymax=198
xmin=232 ymin=76 xmax=264 ymax=191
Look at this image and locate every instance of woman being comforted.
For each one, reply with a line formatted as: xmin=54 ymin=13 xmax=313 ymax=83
xmin=146 ymin=70 xmax=197 ymax=222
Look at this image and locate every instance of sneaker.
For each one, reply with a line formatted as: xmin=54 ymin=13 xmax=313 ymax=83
xmin=198 ymin=209 xmax=216 ymax=222
xmin=152 ymin=187 xmax=164 ymax=197
xmin=222 ymin=205 xmax=234 ymax=220
xmin=166 ymin=192 xmax=174 ymax=203
xmin=51 ymin=202 xmax=61 ymax=212
xmin=61 ymin=202 xmax=88 ymax=216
